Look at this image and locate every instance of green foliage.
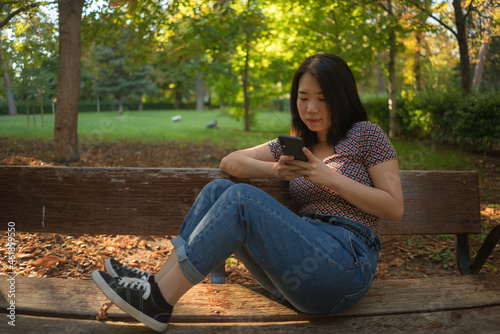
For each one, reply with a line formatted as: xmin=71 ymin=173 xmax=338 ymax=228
xmin=402 ymin=235 xmax=426 ymax=248
xmin=399 ymin=88 xmax=462 ymax=138
xmin=1 ymin=0 xmax=498 ymax=139
xmin=360 ymin=88 xmax=500 ymax=154
xmin=397 ymin=89 xmax=500 ymax=153
xmin=428 ymin=248 xmax=454 ymax=269
xmin=443 ymin=90 xmax=500 ymax=153
xmin=362 ymin=93 xmax=391 ymax=131
xmin=94 ymin=43 xmax=156 ymax=105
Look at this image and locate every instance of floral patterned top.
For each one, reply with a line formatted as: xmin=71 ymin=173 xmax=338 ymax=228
xmin=268 ymin=121 xmax=397 ymax=233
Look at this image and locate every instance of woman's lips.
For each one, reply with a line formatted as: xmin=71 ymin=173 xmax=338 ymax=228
xmin=307 ymin=118 xmax=321 ymax=124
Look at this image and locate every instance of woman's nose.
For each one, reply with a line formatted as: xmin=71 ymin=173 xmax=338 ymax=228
xmin=307 ymin=101 xmax=319 ymax=113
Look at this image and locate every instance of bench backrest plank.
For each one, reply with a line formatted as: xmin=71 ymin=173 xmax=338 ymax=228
xmin=0 ymin=166 xmax=480 ymax=236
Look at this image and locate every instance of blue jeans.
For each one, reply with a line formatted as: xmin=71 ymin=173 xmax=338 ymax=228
xmin=171 ymin=179 xmax=380 ymax=315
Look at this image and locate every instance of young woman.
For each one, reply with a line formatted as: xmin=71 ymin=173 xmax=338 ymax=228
xmin=92 ymin=53 xmax=404 ymax=332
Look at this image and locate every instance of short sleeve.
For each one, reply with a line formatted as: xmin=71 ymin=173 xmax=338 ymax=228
xmin=268 ymin=139 xmax=282 ymax=161
xmin=360 ymin=123 xmax=397 ymax=168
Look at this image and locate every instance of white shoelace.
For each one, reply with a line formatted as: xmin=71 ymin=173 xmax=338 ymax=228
xmin=129 ymin=267 xmax=151 ymax=282
xmin=117 ymin=277 xmax=151 ymax=300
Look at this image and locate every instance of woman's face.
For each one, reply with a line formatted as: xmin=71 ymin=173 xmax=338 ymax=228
xmin=296 ymin=72 xmax=331 ymax=142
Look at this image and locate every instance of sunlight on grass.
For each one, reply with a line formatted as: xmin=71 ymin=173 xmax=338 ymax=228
xmin=0 ymin=109 xmax=478 ymax=171
xmin=0 ymin=110 xmax=291 ymax=148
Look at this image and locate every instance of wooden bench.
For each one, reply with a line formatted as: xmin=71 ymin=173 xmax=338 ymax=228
xmin=1 ymin=166 xmax=500 ymax=333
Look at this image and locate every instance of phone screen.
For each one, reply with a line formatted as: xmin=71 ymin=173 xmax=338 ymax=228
xmin=278 ymin=135 xmax=308 ymax=162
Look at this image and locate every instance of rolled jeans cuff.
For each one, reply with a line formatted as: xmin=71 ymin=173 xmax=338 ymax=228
xmin=171 ymin=236 xmax=206 ymax=285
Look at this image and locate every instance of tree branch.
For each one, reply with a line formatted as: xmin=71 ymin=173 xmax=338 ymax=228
xmin=463 ymin=0 xmax=475 ymax=21
xmin=376 ymin=0 xmax=389 ymax=13
xmin=0 ymin=2 xmax=40 ymax=29
xmin=409 ymin=0 xmax=458 ymax=38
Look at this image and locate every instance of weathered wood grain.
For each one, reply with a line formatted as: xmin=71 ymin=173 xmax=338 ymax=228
xmin=380 ymin=170 xmax=481 ymax=235
xmin=0 ymin=166 xmax=491 ymax=333
xmin=1 ymin=275 xmax=499 ymax=322
xmin=3 ymin=306 xmax=500 ymax=333
xmin=0 ymin=167 xmax=480 ymax=235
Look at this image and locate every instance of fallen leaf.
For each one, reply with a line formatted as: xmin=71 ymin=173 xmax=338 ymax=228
xmin=30 ymin=255 xmax=60 ymax=268
xmin=388 ymin=258 xmax=405 ymax=267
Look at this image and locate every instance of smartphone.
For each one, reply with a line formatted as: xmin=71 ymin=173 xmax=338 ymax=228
xmin=278 ymin=135 xmax=308 ymax=162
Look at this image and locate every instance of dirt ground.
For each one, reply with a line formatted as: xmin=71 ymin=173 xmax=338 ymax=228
xmin=1 ymin=138 xmax=499 ymax=283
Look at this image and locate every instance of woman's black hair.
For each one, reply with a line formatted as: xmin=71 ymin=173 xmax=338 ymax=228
xmin=290 ymin=53 xmax=368 ymax=148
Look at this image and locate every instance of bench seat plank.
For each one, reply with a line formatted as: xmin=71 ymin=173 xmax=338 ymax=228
xmin=0 ymin=167 xmax=480 ymax=235
xmin=4 ymin=306 xmax=500 ymax=334
xmin=1 ymin=275 xmax=499 ymax=322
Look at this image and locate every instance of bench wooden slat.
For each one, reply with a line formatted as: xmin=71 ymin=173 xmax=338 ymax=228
xmin=4 ymin=305 xmax=500 ymax=333
xmin=1 ymin=276 xmax=499 ymax=322
xmin=0 ymin=166 xmax=480 ymax=235
xmin=380 ymin=170 xmax=481 ymax=235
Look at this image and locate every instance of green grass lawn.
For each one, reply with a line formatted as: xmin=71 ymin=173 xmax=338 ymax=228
xmin=0 ymin=110 xmax=291 ymax=149
xmin=0 ymin=109 xmax=477 ymax=171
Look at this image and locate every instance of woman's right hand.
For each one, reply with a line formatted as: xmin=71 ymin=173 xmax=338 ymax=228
xmin=273 ymin=155 xmax=306 ymax=181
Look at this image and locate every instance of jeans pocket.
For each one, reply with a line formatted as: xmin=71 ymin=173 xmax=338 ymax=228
xmin=329 ymin=273 xmax=374 ymax=314
xmin=346 ymin=231 xmax=370 ymax=267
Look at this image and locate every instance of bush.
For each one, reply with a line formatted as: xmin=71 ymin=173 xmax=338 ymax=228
xmin=443 ymin=90 xmax=500 ymax=153
xmin=0 ymin=101 xmax=55 ymax=116
xmin=399 ymin=88 xmax=499 ymax=153
xmin=399 ymin=88 xmax=463 ymax=139
xmin=362 ymin=93 xmax=390 ymax=131
xmin=0 ymin=100 xmax=207 ymax=115
xmin=361 ymin=89 xmax=499 ymax=153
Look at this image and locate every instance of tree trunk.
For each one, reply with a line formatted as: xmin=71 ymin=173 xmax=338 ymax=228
xmin=414 ymin=30 xmax=423 ymax=91
xmin=138 ymin=96 xmax=143 ymax=111
xmin=40 ymin=92 xmax=44 ymax=127
xmin=196 ymin=77 xmax=204 ymax=111
xmin=54 ymin=0 xmax=85 ymax=163
xmin=472 ymin=8 xmax=492 ymax=91
xmin=388 ymin=0 xmax=398 ymax=138
xmin=32 ymin=97 xmax=36 ymax=127
xmin=243 ymin=41 xmax=250 ymax=132
xmin=242 ymin=0 xmax=252 ymax=132
xmin=97 ymin=95 xmax=100 ymax=113
xmin=0 ymin=39 xmax=17 ymax=115
xmin=175 ymin=89 xmax=181 ymax=110
xmin=452 ymin=0 xmax=472 ymax=94
xmin=26 ymin=98 xmax=29 ymax=127
xmin=376 ymin=51 xmax=386 ymax=94
xmin=119 ymin=97 xmax=123 ymax=116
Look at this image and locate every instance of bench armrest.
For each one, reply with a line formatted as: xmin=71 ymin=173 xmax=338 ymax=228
xmin=457 ymin=225 xmax=500 ymax=275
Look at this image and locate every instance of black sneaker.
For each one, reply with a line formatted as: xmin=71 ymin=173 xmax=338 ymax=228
xmin=92 ymin=270 xmax=172 ymax=332
xmin=105 ymin=257 xmax=152 ymax=282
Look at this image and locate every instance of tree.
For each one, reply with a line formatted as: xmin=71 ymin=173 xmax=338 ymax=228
xmin=54 ymin=0 xmax=85 ymax=163
xmin=0 ymin=1 xmax=40 ymax=29
xmin=409 ymin=0 xmax=475 ymax=94
xmin=0 ymin=37 xmax=16 ymax=115
xmin=0 ymin=0 xmax=43 ymax=116
xmin=472 ymin=0 xmax=496 ymax=91
xmin=94 ymin=44 xmax=156 ymax=114
xmin=452 ymin=0 xmax=473 ymax=94
xmin=238 ymin=0 xmax=267 ymax=131
xmin=387 ymin=0 xmax=398 ymax=137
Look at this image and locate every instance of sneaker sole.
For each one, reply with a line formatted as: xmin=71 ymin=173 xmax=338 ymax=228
xmin=91 ymin=271 xmax=168 ymax=332
xmin=104 ymin=258 xmax=119 ymax=277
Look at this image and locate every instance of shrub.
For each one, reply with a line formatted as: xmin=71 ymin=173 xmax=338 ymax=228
xmin=444 ymin=90 xmax=500 ymax=153
xmin=399 ymin=88 xmax=499 ymax=153
xmin=362 ymin=93 xmax=391 ymax=131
